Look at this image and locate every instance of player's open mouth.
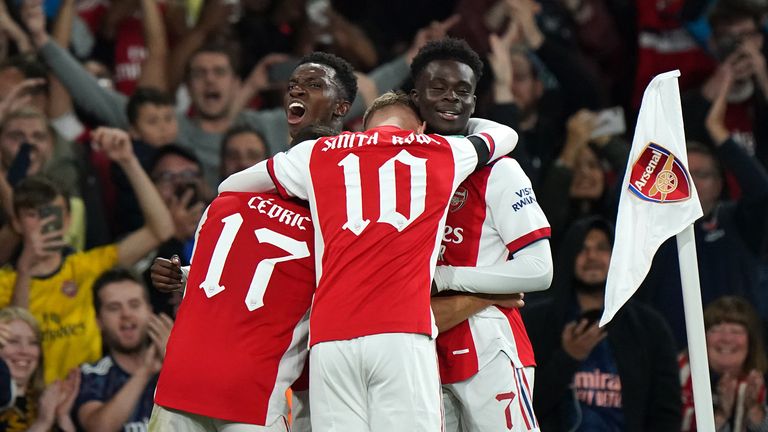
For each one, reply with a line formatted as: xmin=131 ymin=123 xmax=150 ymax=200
xmin=287 ymin=102 xmax=307 ymax=125
xmin=204 ymin=91 xmax=222 ymax=103
xmin=437 ymin=110 xmax=460 ymax=121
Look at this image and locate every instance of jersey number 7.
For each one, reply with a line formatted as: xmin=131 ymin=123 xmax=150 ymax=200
xmin=198 ymin=212 xmax=310 ymax=311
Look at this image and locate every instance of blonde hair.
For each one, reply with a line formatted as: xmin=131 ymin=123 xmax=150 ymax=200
xmin=0 ymin=107 xmax=52 ymax=137
xmin=362 ymin=91 xmax=419 ymax=129
xmin=0 ymin=307 xmax=45 ymax=397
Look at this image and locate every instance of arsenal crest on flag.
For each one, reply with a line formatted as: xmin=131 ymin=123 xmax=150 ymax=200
xmin=628 ymin=142 xmax=692 ymax=203
xmin=600 ymin=70 xmax=702 ymax=326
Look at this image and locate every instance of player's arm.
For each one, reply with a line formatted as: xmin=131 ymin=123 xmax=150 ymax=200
xmin=431 ymin=293 xmax=525 ymax=333
xmin=433 ymin=240 xmax=552 ymax=295
xmin=218 ymin=140 xmax=315 ymax=200
xmin=465 ymin=118 xmax=519 ymax=165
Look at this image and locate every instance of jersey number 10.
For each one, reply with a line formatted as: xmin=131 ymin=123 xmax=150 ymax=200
xmin=338 ymin=149 xmax=428 ymax=235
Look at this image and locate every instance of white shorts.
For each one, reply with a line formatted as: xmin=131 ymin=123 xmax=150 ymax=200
xmin=443 ymin=352 xmax=539 ymax=432
xmin=309 ymin=333 xmax=443 ymax=432
xmin=148 ymin=405 xmax=289 ymax=432
xmin=291 ymin=389 xmax=311 ymax=432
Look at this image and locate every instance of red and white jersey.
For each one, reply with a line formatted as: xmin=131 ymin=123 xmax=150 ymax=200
xmin=436 ymin=158 xmax=550 ymax=384
xmin=267 ymin=125 xmax=514 ymax=346
xmin=154 ymin=192 xmax=315 ymax=425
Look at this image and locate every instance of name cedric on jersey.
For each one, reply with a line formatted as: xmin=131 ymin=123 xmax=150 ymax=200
xmin=247 ymin=195 xmax=311 ymax=230
xmin=320 ymin=131 xmax=439 ymax=152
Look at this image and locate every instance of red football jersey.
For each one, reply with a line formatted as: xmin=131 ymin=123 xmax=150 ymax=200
xmin=436 ymin=158 xmax=551 ymax=383
xmin=267 ymin=124 xmax=516 ymax=345
xmin=154 ymin=192 xmax=315 ymax=425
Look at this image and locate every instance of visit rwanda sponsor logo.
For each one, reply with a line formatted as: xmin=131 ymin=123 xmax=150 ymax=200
xmin=628 ymin=142 xmax=691 ymax=203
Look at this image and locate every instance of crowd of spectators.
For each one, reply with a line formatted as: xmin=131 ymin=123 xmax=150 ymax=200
xmin=0 ymin=0 xmax=764 ymax=430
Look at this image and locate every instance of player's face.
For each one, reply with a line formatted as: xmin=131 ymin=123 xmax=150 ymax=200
xmin=574 ymin=228 xmax=611 ymax=285
xmin=0 ymin=319 xmax=40 ymax=388
xmin=187 ymin=52 xmax=241 ymax=120
xmin=412 ymin=60 xmax=476 ymax=135
xmin=221 ymin=131 xmax=268 ymax=178
xmin=131 ymin=103 xmax=178 ymax=147
xmin=285 ymin=63 xmax=349 ymax=139
xmin=689 ymin=152 xmax=722 ymax=215
xmin=97 ymin=281 xmax=152 ymax=354
xmin=706 ymin=322 xmax=749 ymax=375
xmin=569 ymin=147 xmax=604 ymax=200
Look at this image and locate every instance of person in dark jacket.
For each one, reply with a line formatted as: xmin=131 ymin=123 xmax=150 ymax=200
xmin=522 ymin=216 xmax=681 ymax=432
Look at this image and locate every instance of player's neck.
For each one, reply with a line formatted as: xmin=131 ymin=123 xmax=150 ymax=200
xmin=370 ymin=117 xmax=410 ymax=131
xmin=576 ymin=289 xmax=604 ymax=311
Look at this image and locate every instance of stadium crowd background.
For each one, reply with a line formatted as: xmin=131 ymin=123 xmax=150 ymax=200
xmin=0 ymin=0 xmax=766 ymax=429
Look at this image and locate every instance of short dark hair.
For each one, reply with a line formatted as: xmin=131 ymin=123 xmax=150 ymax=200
xmin=127 ymin=87 xmax=176 ymax=126
xmin=92 ymin=268 xmax=149 ymax=315
xmin=687 ymin=141 xmax=723 ymax=179
xmin=708 ymin=1 xmax=763 ymax=31
xmin=290 ymin=124 xmax=339 ymax=147
xmin=298 ymin=52 xmax=358 ymax=102
xmin=186 ymin=41 xmax=241 ymax=79
xmin=221 ymin=124 xmax=269 ymax=158
xmin=363 ymin=91 xmax=419 ymax=128
xmin=13 ymin=175 xmax=69 ymax=215
xmin=0 ymin=55 xmax=49 ymax=94
xmin=148 ymin=144 xmax=203 ymax=176
xmin=410 ymin=38 xmax=484 ymax=84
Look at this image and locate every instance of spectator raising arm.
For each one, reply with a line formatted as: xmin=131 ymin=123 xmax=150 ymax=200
xmin=91 ymin=128 xmax=174 ymax=266
xmin=137 ymin=0 xmax=169 ymax=91
xmin=23 ymin=0 xmax=131 ymax=129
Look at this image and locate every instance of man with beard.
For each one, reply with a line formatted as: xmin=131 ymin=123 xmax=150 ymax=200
xmin=522 ymin=217 xmax=681 ymax=431
xmin=73 ymin=269 xmax=173 ymax=432
xmin=410 ymin=38 xmax=553 ymax=432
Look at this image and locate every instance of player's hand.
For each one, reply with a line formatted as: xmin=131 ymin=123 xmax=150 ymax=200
xmin=477 ymin=293 xmax=525 ymax=309
xmin=151 ymin=255 xmax=183 ymax=292
xmin=92 ymin=127 xmax=136 ymax=166
xmin=148 ymin=312 xmax=174 ymax=359
xmin=21 ymin=0 xmax=49 ymax=46
xmin=561 ymin=319 xmax=605 ymax=361
xmin=140 ymin=343 xmax=163 ymax=375
xmin=406 ymin=14 xmax=460 ymax=62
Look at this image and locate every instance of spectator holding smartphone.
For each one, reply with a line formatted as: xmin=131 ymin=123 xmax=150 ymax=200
xmin=522 ymin=216 xmax=681 ymax=431
xmin=0 ymin=127 xmax=173 ymax=383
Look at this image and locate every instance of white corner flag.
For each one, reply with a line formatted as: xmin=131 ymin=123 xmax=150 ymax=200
xmin=601 ymin=70 xmax=702 ymax=324
xmin=600 ymin=70 xmax=715 ymax=431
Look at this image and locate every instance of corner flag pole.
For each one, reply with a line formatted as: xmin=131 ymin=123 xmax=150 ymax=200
xmin=677 ymin=224 xmax=715 ymax=431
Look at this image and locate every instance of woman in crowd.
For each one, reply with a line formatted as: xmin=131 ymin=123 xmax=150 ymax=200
xmin=680 ymin=296 xmax=768 ymax=432
xmin=0 ymin=307 xmax=79 ymax=432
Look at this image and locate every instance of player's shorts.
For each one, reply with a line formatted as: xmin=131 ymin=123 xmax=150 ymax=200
xmin=443 ymin=352 xmax=539 ymax=432
xmin=309 ymin=332 xmax=443 ymax=432
xmin=291 ymin=389 xmax=311 ymax=432
xmin=148 ymin=405 xmax=289 ymax=432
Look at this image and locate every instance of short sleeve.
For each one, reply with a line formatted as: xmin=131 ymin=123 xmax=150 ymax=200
xmin=0 ymin=268 xmax=15 ymax=308
xmin=487 ymin=159 xmax=551 ymax=254
xmin=74 ymin=245 xmax=119 ymax=283
xmin=269 ymin=139 xmax=314 ymax=200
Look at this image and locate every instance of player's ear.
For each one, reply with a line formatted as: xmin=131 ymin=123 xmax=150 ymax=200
xmin=470 ymin=94 xmax=476 ymax=116
xmin=410 ymin=88 xmax=420 ymax=105
xmin=417 ymin=121 xmax=426 ymax=134
xmin=334 ymin=100 xmax=351 ymax=118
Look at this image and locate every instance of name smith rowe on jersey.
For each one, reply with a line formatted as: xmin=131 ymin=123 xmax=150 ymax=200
xmin=320 ymin=131 xmax=440 ymax=152
xmin=247 ymin=195 xmax=311 ymax=230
